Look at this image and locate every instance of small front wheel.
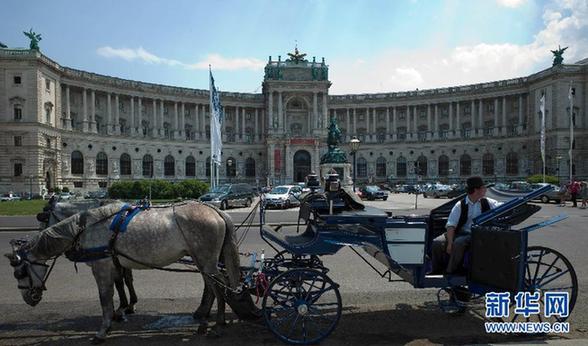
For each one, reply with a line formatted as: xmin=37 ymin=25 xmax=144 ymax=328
xmin=262 ymin=268 xmax=342 ymax=345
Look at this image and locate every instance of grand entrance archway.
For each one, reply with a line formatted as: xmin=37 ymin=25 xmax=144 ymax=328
xmin=293 ymin=150 xmax=311 ymax=183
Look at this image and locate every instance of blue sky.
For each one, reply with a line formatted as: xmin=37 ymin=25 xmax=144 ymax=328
xmin=1 ymin=0 xmax=587 ymax=93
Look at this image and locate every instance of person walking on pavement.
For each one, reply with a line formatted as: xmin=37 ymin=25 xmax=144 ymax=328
xmin=570 ymin=180 xmax=580 ymax=208
xmin=430 ymin=176 xmax=501 ymax=275
xmin=580 ymin=182 xmax=588 ymax=209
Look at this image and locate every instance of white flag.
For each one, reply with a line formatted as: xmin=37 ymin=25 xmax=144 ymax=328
xmin=540 ymin=92 xmax=545 ymax=163
xmin=209 ymin=69 xmax=223 ymax=165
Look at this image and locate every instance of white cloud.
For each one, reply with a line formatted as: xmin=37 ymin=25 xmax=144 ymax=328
xmin=97 ymin=47 xmax=264 ymax=71
xmin=329 ymin=0 xmax=588 ymax=94
xmin=497 ymin=0 xmax=527 ymax=8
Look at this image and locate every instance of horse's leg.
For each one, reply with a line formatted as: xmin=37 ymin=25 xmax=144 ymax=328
xmin=124 ymin=268 xmax=138 ymax=314
xmin=203 ymin=273 xmax=229 ymax=337
xmin=113 ymin=268 xmax=128 ymax=320
xmin=90 ymin=260 xmax=117 ymax=344
xmin=193 ymin=281 xmax=215 ymax=321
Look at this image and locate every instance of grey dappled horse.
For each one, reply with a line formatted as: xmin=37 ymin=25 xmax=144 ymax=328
xmin=36 ymin=200 xmax=138 ymax=316
xmin=7 ymin=201 xmax=258 ymax=343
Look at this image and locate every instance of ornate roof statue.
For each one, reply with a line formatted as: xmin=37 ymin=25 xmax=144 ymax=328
xmin=0 ymin=42 xmax=7 ymax=48
xmin=551 ymin=45 xmax=568 ymax=66
xmin=287 ymin=46 xmax=307 ymax=64
xmin=24 ymin=29 xmax=41 ymax=50
xmin=320 ymin=114 xmax=348 ymax=164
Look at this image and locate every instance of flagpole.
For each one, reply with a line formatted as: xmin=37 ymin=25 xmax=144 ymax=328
xmin=540 ymin=91 xmax=546 ymax=184
xmin=569 ymin=81 xmax=574 ymax=183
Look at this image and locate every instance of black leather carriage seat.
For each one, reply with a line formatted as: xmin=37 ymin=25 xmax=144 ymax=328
xmin=261 ymin=223 xmax=319 ymax=251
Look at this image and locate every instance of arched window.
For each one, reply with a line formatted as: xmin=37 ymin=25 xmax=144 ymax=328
xmin=226 ymin=157 xmax=236 ymax=177
xmin=483 ymin=153 xmax=494 ymax=176
xmin=96 ymin=152 xmax=108 ymax=176
xmin=206 ymin=157 xmax=211 ymax=177
xmin=438 ymin=155 xmax=449 ymax=176
xmin=397 ymin=156 xmax=407 ymax=177
xmin=245 ymin=157 xmax=256 ymax=177
xmin=376 ymin=157 xmax=386 ymax=177
xmin=185 ymin=156 xmax=196 ymax=177
xmin=71 ymin=151 xmax=84 ymax=175
xmin=416 ymin=156 xmax=428 ymax=176
xmin=164 ymin=155 xmax=175 ymax=176
xmin=460 ymin=154 xmax=471 ymax=176
xmin=357 ymin=157 xmax=367 ymax=178
xmin=143 ymin=155 xmax=153 ymax=177
xmin=120 ymin=153 xmax=131 ymax=176
xmin=506 ymin=152 xmax=518 ymax=176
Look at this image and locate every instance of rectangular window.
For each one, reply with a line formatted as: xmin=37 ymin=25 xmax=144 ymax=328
xmin=45 ymin=79 xmax=51 ymax=91
xmin=14 ymin=136 xmax=22 ymax=146
xmin=13 ymin=76 xmax=21 ymax=84
xmin=73 ymin=181 xmax=83 ymax=188
xmin=14 ymin=163 xmax=23 ymax=177
xmin=14 ymin=107 xmax=22 ymax=120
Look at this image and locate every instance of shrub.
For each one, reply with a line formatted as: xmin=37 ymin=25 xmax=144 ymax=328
xmin=527 ymin=174 xmax=559 ymax=185
xmin=108 ymin=179 xmax=209 ymax=200
xmin=62 ymin=187 xmax=70 ymax=193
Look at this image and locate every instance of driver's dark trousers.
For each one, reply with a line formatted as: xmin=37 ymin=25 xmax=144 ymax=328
xmin=431 ymin=233 xmax=471 ymax=274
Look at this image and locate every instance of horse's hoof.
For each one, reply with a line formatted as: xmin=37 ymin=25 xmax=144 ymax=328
xmin=206 ymin=328 xmax=222 ymax=338
xmin=112 ymin=313 xmax=125 ymax=322
xmin=196 ymin=325 xmax=208 ymax=335
xmin=192 ymin=311 xmax=208 ymax=321
xmin=125 ymin=306 xmax=135 ymax=315
xmin=90 ymin=336 xmax=105 ymax=344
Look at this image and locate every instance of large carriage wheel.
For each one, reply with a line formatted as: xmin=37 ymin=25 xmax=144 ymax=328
xmin=500 ymin=246 xmax=578 ymax=323
xmin=262 ymin=268 xmax=342 ymax=345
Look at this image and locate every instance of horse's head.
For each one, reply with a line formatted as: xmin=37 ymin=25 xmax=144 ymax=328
xmin=4 ymin=239 xmax=48 ymax=306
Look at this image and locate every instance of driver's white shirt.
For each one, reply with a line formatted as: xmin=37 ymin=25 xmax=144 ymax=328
xmin=446 ymin=196 xmax=501 ymax=234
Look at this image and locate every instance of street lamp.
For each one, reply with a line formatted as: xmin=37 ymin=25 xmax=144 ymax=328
xmin=350 ymin=136 xmax=361 ymax=191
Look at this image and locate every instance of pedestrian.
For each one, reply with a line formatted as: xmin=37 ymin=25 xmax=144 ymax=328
xmin=580 ymin=182 xmax=588 ymax=209
xmin=570 ymin=180 xmax=580 ymax=207
xmin=558 ymin=182 xmax=568 ymax=207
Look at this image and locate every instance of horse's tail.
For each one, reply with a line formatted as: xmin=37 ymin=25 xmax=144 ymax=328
xmin=216 ymin=209 xmax=261 ymax=320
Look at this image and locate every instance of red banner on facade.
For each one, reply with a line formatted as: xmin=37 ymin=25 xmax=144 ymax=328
xmin=274 ymin=149 xmax=281 ymax=173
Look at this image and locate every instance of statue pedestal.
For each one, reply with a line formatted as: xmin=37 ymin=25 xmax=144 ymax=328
xmin=320 ymin=163 xmax=352 ymax=188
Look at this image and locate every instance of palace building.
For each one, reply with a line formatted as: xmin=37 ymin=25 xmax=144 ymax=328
xmin=1 ymin=46 xmax=587 ymax=195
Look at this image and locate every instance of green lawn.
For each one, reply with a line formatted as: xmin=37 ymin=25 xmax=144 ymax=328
xmin=0 ymin=200 xmax=47 ymax=216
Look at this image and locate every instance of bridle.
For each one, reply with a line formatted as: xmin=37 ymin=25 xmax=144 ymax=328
xmin=9 ymin=240 xmax=58 ymax=305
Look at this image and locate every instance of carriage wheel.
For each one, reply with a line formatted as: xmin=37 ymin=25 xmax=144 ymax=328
xmin=262 ymin=268 xmax=342 ymax=345
xmin=500 ymin=246 xmax=577 ymax=323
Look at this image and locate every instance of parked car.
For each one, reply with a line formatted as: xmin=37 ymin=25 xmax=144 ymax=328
xmin=530 ymin=183 xmax=561 ymax=203
xmin=422 ymin=184 xmax=452 ymax=198
xmin=359 ymin=185 xmax=388 ymax=201
xmin=1 ymin=193 xmax=22 ymax=202
xmin=58 ymin=192 xmax=74 ymax=201
xmin=199 ymin=183 xmax=254 ymax=210
xmin=265 ymin=185 xmax=303 ymax=209
xmin=447 ymin=185 xmax=467 ymax=198
xmin=84 ymin=190 xmax=108 ymax=199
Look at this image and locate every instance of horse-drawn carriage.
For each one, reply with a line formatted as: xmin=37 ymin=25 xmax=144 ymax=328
xmin=6 ymin=183 xmax=577 ymax=345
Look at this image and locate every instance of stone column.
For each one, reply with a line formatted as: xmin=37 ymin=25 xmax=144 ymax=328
xmin=151 ymin=99 xmax=157 ymax=138
xmin=255 ymin=108 xmax=259 ymax=142
xmin=180 ymin=102 xmax=185 ymax=139
xmin=478 ymin=99 xmax=483 ymax=136
xmin=518 ymin=94 xmax=523 ymax=133
xmin=448 ymin=102 xmax=453 ymax=136
xmin=434 ymin=104 xmax=439 ymax=139
xmin=242 ymin=107 xmax=246 ymax=141
xmin=470 ymin=100 xmax=475 ymax=136
xmin=313 ymin=92 xmax=318 ymax=129
xmin=194 ymin=104 xmax=200 ymax=140
xmin=268 ymin=91 xmax=273 ymax=129
xmin=114 ymin=94 xmax=120 ymax=135
xmin=427 ymin=104 xmax=432 ymax=139
xmin=322 ymin=92 xmax=328 ymax=130
xmin=82 ymin=88 xmax=88 ymax=132
xmin=222 ymin=106 xmax=226 ymax=142
xmin=366 ymin=107 xmax=370 ymax=141
xmin=502 ymin=96 xmax=507 ymax=135
xmin=65 ymin=85 xmax=72 ymax=130
xmin=353 ymin=108 xmax=357 ymax=134
xmin=386 ymin=107 xmax=390 ymax=139
xmin=173 ymin=102 xmax=179 ymax=139
xmin=494 ymin=98 xmax=499 ymax=135
xmin=372 ymin=108 xmax=377 ymax=133
xmin=107 ymin=93 xmax=113 ymax=135
xmin=285 ymin=143 xmax=292 ymax=182
xmin=129 ymin=96 xmax=135 ymax=136
xmin=392 ymin=107 xmax=397 ymax=141
xmin=269 ymin=143 xmax=275 ymax=181
xmin=90 ymin=90 xmax=97 ymax=133
xmin=456 ymin=102 xmax=460 ymax=137
xmin=137 ymin=97 xmax=143 ymax=136
xmin=406 ymin=106 xmax=411 ymax=139
xmin=346 ymin=109 xmax=350 ymax=140
xmin=261 ymin=109 xmax=265 ymax=140
xmin=160 ymin=100 xmax=165 ymax=138
xmin=279 ymin=93 xmax=284 ymax=132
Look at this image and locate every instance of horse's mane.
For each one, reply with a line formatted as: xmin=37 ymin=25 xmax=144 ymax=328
xmin=28 ymin=202 xmax=125 ymax=259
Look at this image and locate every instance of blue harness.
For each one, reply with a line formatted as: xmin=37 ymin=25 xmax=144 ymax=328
xmin=65 ymin=204 xmax=146 ymax=263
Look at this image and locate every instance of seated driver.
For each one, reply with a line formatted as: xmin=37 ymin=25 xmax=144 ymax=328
xmin=431 ymin=176 xmax=501 ymax=274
